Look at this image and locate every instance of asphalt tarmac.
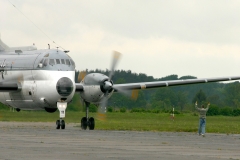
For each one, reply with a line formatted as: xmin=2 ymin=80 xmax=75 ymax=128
xmin=0 ymin=122 xmax=239 ymax=160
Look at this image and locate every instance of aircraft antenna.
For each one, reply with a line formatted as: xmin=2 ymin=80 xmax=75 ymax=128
xmin=6 ymin=0 xmax=66 ymax=51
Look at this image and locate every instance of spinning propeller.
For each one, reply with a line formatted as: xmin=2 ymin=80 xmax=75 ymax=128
xmin=97 ymin=51 xmax=121 ymax=120
xmin=78 ymin=70 xmax=86 ymax=83
xmin=97 ymin=51 xmax=139 ymax=120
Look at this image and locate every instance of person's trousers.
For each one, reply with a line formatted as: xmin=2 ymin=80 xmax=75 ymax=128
xmin=198 ymin=118 xmax=206 ymax=134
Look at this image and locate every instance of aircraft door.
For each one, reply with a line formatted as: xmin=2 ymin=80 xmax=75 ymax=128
xmin=30 ymin=53 xmax=43 ymax=101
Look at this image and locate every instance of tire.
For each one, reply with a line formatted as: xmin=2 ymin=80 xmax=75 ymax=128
xmin=61 ymin=120 xmax=65 ymax=129
xmin=56 ymin=120 xmax=60 ymax=129
xmin=81 ymin=117 xmax=87 ymax=130
xmin=89 ymin=117 xmax=95 ymax=130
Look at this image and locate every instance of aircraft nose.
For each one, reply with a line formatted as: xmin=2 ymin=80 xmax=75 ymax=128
xmin=56 ymin=77 xmax=73 ymax=96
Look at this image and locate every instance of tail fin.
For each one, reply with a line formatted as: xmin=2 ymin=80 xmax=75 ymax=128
xmin=0 ymin=38 xmax=10 ymax=52
xmin=0 ymin=36 xmax=37 ymax=52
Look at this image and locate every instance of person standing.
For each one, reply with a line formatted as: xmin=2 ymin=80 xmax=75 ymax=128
xmin=195 ymin=101 xmax=210 ymax=137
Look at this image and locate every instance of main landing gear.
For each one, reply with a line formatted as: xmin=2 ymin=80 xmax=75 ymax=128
xmin=56 ymin=102 xmax=67 ymax=130
xmin=81 ymin=101 xmax=95 ymax=130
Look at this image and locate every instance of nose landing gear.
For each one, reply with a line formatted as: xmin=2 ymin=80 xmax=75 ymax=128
xmin=56 ymin=102 xmax=67 ymax=130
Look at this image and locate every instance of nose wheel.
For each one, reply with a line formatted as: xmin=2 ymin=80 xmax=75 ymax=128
xmin=56 ymin=119 xmax=65 ymax=129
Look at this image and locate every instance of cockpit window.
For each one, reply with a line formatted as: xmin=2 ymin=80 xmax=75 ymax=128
xmin=49 ymin=59 xmax=55 ymax=65
xmin=56 ymin=59 xmax=60 ymax=64
xmin=43 ymin=59 xmax=49 ymax=66
xmin=40 ymin=59 xmax=44 ymax=63
xmin=38 ymin=59 xmax=44 ymax=68
xmin=44 ymin=53 xmax=49 ymax=57
xmin=70 ymin=59 xmax=75 ymax=67
xmin=61 ymin=59 xmax=65 ymax=64
xmin=66 ymin=59 xmax=70 ymax=66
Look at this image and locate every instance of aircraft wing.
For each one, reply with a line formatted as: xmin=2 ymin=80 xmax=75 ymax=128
xmin=75 ymin=83 xmax=84 ymax=92
xmin=113 ymin=76 xmax=240 ymax=91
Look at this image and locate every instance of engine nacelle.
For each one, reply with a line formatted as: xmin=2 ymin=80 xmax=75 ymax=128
xmin=45 ymin=107 xmax=58 ymax=113
xmin=79 ymin=73 xmax=114 ymax=103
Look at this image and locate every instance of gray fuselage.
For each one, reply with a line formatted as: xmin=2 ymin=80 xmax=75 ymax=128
xmin=0 ymin=49 xmax=75 ymax=110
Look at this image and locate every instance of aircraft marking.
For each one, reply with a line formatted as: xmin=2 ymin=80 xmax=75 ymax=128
xmin=0 ymin=59 xmax=6 ymax=79
xmin=140 ymin=84 xmax=146 ymax=89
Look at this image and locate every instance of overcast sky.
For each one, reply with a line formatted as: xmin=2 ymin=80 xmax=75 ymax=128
xmin=1 ymin=0 xmax=240 ymax=79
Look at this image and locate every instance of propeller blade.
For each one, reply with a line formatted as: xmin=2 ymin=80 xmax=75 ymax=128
xmin=97 ymin=96 xmax=108 ymax=121
xmin=78 ymin=71 xmax=86 ymax=82
xmin=17 ymin=73 xmax=24 ymax=84
xmin=97 ymin=112 xmax=106 ymax=121
xmin=112 ymin=86 xmax=139 ymax=100
xmin=108 ymin=51 xmax=121 ymax=81
xmin=131 ymin=89 xmax=139 ymax=101
xmin=80 ymin=96 xmax=85 ymax=106
xmin=96 ymin=51 xmax=121 ymax=121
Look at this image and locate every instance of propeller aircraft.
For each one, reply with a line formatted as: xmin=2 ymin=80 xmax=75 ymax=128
xmin=1 ymin=38 xmax=240 ymax=130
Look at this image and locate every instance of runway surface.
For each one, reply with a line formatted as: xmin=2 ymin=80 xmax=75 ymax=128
xmin=0 ymin=122 xmax=239 ymax=160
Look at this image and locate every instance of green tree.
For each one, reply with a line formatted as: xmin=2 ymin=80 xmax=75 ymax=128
xmin=207 ymin=104 xmax=219 ymax=116
xmin=151 ymin=88 xmax=177 ymax=110
xmin=115 ymin=78 xmax=126 ymax=84
xmin=89 ymin=104 xmax=98 ymax=112
xmin=67 ymin=93 xmax=83 ymax=111
xmin=220 ymin=107 xmax=233 ymax=116
xmin=224 ymin=82 xmax=240 ymax=108
xmin=192 ymin=89 xmax=207 ymax=104
xmin=176 ymin=91 xmax=187 ymax=111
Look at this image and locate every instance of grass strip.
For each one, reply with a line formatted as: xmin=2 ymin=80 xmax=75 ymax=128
xmin=0 ymin=111 xmax=239 ymax=134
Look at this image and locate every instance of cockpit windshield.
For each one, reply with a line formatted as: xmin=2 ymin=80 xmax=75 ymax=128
xmin=56 ymin=59 xmax=60 ymax=64
xmin=38 ymin=53 xmax=75 ymax=70
xmin=43 ymin=59 xmax=49 ymax=66
xmin=70 ymin=59 xmax=75 ymax=67
xmin=49 ymin=59 xmax=55 ymax=65
xmin=66 ymin=59 xmax=70 ymax=65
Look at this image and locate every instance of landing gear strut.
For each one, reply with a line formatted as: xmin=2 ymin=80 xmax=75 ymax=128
xmin=56 ymin=102 xmax=67 ymax=130
xmin=81 ymin=101 xmax=95 ymax=130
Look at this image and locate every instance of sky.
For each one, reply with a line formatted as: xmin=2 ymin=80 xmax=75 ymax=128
xmin=1 ymin=0 xmax=240 ymax=79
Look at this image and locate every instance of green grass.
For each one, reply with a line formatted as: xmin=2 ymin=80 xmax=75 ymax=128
xmin=0 ymin=110 xmax=240 ymax=134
